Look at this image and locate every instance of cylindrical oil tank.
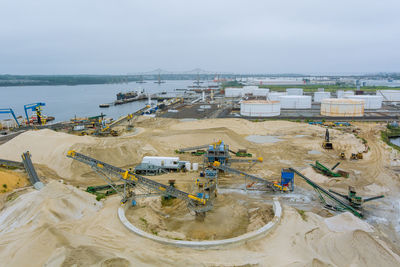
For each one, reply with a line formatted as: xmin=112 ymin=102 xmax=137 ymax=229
xmin=192 ymin=163 xmax=199 ymax=171
xmin=345 ymin=95 xmax=383 ymax=109
xmin=252 ymin=88 xmax=270 ymax=96
xmin=377 ymin=90 xmax=400 ymax=101
xmin=286 ymin=88 xmax=303 ymax=95
xmin=225 ymin=88 xmax=242 ymax=97
xmin=314 ymin=92 xmax=331 ymax=103
xmin=279 ymin=95 xmax=311 ymax=109
xmin=185 ymin=162 xmax=191 ymax=171
xmin=321 ymin=99 xmax=364 ymax=117
xmin=240 ymin=100 xmax=281 ymax=117
xmin=267 ymin=92 xmax=286 ymax=101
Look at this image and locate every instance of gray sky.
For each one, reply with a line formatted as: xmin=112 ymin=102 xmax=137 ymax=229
xmin=0 ymin=0 xmax=399 ymax=74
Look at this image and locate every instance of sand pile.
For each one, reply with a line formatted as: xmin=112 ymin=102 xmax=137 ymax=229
xmin=0 ymin=169 xmax=29 ymax=193
xmin=126 ymin=194 xmax=274 ymax=241
xmin=0 ymin=181 xmax=101 ymax=234
xmin=0 ymin=129 xmax=95 ymax=178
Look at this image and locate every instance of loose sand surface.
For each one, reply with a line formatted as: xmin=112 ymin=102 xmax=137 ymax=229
xmin=0 ymin=117 xmax=399 ymax=266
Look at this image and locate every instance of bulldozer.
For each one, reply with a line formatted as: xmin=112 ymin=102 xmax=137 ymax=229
xmin=322 ymin=128 xmax=333 ymax=149
xmin=339 ymin=152 xmax=345 ymax=159
xmin=350 ymin=153 xmax=363 ymax=160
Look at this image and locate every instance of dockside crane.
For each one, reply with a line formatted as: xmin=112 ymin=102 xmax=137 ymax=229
xmin=0 ymin=108 xmax=20 ymax=127
xmin=24 ymin=103 xmax=46 ymax=125
xmin=66 ymin=151 xmax=210 ymax=217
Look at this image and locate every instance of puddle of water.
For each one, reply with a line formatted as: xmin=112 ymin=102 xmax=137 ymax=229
xmin=308 ymin=150 xmax=322 ymax=155
xmin=295 ymin=135 xmax=306 ymax=138
xmin=246 ymin=135 xmax=282 ymax=144
xmin=179 ymin=118 xmax=198 ymax=122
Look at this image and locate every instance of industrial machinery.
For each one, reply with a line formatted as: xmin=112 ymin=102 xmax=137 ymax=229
xmin=96 ymin=113 xmax=134 ymax=136
xmin=339 ymin=152 xmax=345 ymax=159
xmin=0 ymin=108 xmax=20 ymax=127
xmin=229 ymin=149 xmax=252 ymax=157
xmin=350 ymin=153 xmax=363 ymax=160
xmin=329 ymin=186 xmax=384 ymax=209
xmin=21 ymin=151 xmax=44 ymax=190
xmin=213 ymin=163 xmax=293 ymax=192
xmin=1 ymin=152 xmax=44 ymax=190
xmin=290 ymin=168 xmax=364 ymax=218
xmin=177 ymin=140 xmax=262 ymax=168
xmin=66 ymin=151 xmax=210 ymax=217
xmin=310 ymin=161 xmax=348 ymax=178
xmin=322 ymin=128 xmax=333 ymax=149
xmin=24 ymin=103 xmax=46 ymax=125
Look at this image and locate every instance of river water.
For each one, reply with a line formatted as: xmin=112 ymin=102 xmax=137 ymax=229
xmin=0 ymin=80 xmax=212 ymax=122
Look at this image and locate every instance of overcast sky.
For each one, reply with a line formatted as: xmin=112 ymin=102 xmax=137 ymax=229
xmin=0 ymin=0 xmax=399 ymax=74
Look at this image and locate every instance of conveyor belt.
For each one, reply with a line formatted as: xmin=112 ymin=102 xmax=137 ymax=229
xmin=289 ymin=168 xmax=363 ymax=218
xmin=215 ymin=165 xmax=275 ymax=187
xmin=67 ymin=151 xmax=206 ymax=205
xmin=0 ymin=158 xmax=24 ymax=168
xmin=178 ymin=144 xmax=209 ymax=153
xmin=21 ymin=152 xmax=44 ymax=190
xmin=101 ymin=114 xmax=133 ymax=132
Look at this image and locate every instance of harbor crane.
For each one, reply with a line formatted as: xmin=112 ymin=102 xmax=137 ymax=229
xmin=24 ymin=102 xmax=46 ymax=125
xmin=0 ymin=108 xmax=20 ymax=127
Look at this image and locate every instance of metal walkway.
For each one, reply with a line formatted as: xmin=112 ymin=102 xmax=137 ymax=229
xmin=67 ymin=151 xmax=206 ymax=206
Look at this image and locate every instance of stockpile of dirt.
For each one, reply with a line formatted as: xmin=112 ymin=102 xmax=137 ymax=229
xmin=125 ymin=194 xmax=274 ymax=241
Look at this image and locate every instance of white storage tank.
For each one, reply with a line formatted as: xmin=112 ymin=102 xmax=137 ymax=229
xmin=252 ymin=88 xmax=270 ymax=96
xmin=185 ymin=162 xmax=191 ymax=171
xmin=240 ymin=100 xmax=281 ymax=117
xmin=286 ymin=88 xmax=303 ymax=95
xmin=279 ymin=95 xmax=311 ymax=109
xmin=225 ymin=87 xmax=242 ymax=97
xmin=321 ymin=99 xmax=364 ymax=117
xmin=314 ymin=92 xmax=331 ymax=103
xmin=345 ymin=95 xmax=383 ymax=109
xmin=192 ymin=163 xmax=199 ymax=171
xmin=377 ymin=90 xmax=400 ymax=101
xmin=267 ymin=92 xmax=286 ymax=101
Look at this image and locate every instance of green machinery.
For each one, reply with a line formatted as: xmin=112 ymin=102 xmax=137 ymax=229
xmin=329 ymin=186 xmax=384 ymax=209
xmin=310 ymin=161 xmax=348 ymax=178
xmin=86 ymin=184 xmax=125 ymax=200
xmin=290 ymin=168 xmax=366 ymax=218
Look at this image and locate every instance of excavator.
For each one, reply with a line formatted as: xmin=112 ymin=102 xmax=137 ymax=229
xmin=322 ymin=128 xmax=333 ymax=149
